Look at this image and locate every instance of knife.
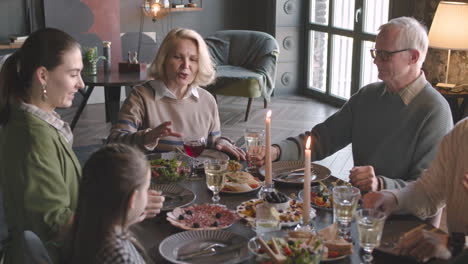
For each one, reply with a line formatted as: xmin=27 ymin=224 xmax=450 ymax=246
xmin=177 ymin=241 xmax=247 ymax=260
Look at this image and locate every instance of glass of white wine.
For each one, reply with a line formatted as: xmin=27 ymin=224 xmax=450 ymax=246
xmin=356 ymin=209 xmax=386 ymax=263
xmin=244 ymin=128 xmax=265 ymax=172
xmin=204 ymin=159 xmax=228 ymax=204
xmin=332 ymin=185 xmax=361 ymax=240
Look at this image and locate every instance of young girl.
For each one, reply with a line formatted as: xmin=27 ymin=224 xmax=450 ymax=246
xmin=64 ymin=144 xmax=152 ymax=263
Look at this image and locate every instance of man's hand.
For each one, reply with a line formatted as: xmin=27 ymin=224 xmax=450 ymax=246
xmin=250 ymin=145 xmax=279 ymax=167
xmin=144 ymin=190 xmax=165 ymax=219
xmin=395 ymin=229 xmax=451 ymax=262
xmin=349 ymin=166 xmax=379 ymax=192
xmin=362 ymin=191 xmax=397 ymax=216
xmin=215 ymin=138 xmax=246 ymax=160
xmin=144 ymin=121 xmax=182 ymax=146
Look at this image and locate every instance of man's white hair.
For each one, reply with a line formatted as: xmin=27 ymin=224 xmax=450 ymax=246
xmin=379 ymin=17 xmax=428 ymax=67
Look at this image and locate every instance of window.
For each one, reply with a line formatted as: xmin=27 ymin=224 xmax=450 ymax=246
xmin=307 ymin=0 xmax=389 ymax=101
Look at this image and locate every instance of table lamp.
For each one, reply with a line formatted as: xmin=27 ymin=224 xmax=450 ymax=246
xmin=428 ymin=1 xmax=468 ymax=88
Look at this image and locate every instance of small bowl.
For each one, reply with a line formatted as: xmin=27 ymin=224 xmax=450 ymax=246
xmin=263 ymin=192 xmax=290 ymax=212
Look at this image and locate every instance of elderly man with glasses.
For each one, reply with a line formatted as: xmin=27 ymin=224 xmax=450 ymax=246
xmin=257 ymin=17 xmax=452 ymax=197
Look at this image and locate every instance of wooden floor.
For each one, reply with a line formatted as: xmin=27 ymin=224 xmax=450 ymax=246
xmin=59 ymin=94 xmax=353 ymax=180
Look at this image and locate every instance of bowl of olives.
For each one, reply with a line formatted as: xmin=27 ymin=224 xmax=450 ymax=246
xmin=263 ymin=191 xmax=290 ymax=211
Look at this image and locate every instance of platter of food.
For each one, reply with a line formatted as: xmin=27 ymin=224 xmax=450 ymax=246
xmin=167 ymin=204 xmax=239 ymax=231
xmin=317 ymin=223 xmax=353 ymax=261
xmin=298 ymin=176 xmax=350 ymax=211
xmin=258 ymin=161 xmax=331 ymax=185
xmin=192 ymin=149 xmax=230 ymax=169
xmin=236 ymin=199 xmax=304 ymax=227
xmin=159 ymin=230 xmax=251 ymax=264
xmin=149 ymin=184 xmax=195 ymax=211
xmin=248 ymin=230 xmax=323 ymax=264
xmin=221 ymin=171 xmax=262 ymax=194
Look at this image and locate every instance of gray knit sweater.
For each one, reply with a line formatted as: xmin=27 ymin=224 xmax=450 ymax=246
xmin=275 ymin=81 xmax=453 ymax=189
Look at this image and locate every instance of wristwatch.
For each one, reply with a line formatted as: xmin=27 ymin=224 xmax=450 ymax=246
xmin=449 ymin=232 xmax=466 ymax=257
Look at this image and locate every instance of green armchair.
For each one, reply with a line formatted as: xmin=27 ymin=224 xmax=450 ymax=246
xmin=205 ymin=30 xmax=279 ymax=121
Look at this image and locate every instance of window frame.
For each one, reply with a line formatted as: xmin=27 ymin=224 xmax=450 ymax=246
xmin=304 ymin=0 xmax=393 ymax=106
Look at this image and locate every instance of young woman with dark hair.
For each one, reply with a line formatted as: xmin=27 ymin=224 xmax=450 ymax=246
xmin=64 ymin=144 xmax=151 ymax=264
xmin=0 ymin=28 xmax=84 ymax=263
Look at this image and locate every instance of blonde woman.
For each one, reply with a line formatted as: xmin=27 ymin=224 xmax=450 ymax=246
xmin=108 ymin=28 xmax=245 ymax=160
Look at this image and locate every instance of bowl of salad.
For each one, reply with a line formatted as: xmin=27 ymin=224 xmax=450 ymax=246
xmin=248 ymin=230 xmax=323 ymax=264
xmin=149 ymin=158 xmax=190 ymax=184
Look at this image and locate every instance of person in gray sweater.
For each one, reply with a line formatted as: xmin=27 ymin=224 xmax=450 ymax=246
xmin=261 ymin=17 xmax=453 ymax=192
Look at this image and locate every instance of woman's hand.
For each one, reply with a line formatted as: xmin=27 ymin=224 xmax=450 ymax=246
xmin=395 ymin=229 xmax=451 ymax=262
xmin=144 ymin=190 xmax=165 ymax=218
xmin=215 ymin=138 xmax=246 ymax=160
xmin=144 ymin=121 xmax=182 ymax=146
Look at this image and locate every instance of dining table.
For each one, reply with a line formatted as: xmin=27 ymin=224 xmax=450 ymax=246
xmin=132 ymin=169 xmax=452 ymax=264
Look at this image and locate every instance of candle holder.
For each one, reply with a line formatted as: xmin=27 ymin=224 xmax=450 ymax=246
xmin=257 ymin=182 xmax=276 ymax=199
xmin=295 ymin=209 xmax=316 ymax=231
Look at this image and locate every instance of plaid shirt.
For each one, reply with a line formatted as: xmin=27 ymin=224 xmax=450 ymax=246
xmin=19 ymin=102 xmax=73 ymax=144
xmin=96 ymin=230 xmax=146 ymax=264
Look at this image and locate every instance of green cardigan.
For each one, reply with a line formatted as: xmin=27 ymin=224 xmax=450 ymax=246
xmin=0 ymin=105 xmax=81 ymax=263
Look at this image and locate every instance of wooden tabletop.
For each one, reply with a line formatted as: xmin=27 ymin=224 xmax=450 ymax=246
xmin=133 ymin=174 xmax=450 ymax=264
xmin=81 ymin=69 xmax=148 ymax=87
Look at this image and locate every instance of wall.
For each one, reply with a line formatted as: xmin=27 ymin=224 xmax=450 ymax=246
xmin=414 ymin=0 xmax=468 ymax=86
xmin=0 ymin=0 xmax=28 ymax=44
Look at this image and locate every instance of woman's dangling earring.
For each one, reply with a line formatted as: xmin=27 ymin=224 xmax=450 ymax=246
xmin=41 ymin=84 xmax=48 ymax=102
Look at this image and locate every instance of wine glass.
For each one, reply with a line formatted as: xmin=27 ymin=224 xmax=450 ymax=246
xmin=204 ymin=159 xmax=228 ymax=204
xmin=183 ymin=136 xmax=206 ymax=179
xmin=332 ymin=185 xmax=361 ymax=241
xmin=244 ymin=128 xmax=265 ymax=173
xmin=356 ymin=208 xmax=386 ymax=263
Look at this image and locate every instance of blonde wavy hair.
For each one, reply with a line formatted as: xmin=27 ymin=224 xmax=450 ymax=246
xmin=148 ymin=28 xmax=215 ymax=87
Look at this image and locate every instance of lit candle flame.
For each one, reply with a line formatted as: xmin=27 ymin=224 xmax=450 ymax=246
xmin=266 ymin=110 xmax=272 ymax=119
xmin=306 ymin=136 xmax=311 ymax=150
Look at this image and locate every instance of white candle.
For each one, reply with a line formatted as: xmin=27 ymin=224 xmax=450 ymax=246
xmin=303 ymin=136 xmax=312 ymax=225
xmin=265 ymin=110 xmax=272 ymax=185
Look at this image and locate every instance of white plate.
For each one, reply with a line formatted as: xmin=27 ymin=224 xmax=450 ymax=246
xmin=167 ymin=204 xmax=239 ymax=231
xmin=149 ymin=184 xmax=195 ymax=211
xmin=193 ymin=149 xmax=230 ymax=168
xmin=236 ymin=199 xmax=312 ymax=227
xmin=259 ymin=161 xmax=331 ymax=185
xmin=159 ymin=230 xmax=251 ymax=264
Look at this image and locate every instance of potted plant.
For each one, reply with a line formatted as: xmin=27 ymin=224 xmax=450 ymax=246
xmin=82 ymin=46 xmax=106 ymax=75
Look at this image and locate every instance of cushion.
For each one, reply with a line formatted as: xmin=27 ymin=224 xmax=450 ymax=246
xmin=205 ymin=37 xmax=229 ymax=66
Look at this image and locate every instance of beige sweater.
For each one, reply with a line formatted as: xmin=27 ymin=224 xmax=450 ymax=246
xmin=108 ymin=80 xmax=221 ymax=152
xmin=387 ymin=117 xmax=468 ymax=234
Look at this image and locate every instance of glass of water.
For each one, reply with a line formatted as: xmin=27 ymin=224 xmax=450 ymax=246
xmin=356 ymin=209 xmax=386 ymax=263
xmin=244 ymin=128 xmax=265 ymax=172
xmin=255 ymin=203 xmax=280 ymax=235
xmin=332 ymin=185 xmax=360 ymax=240
xmin=204 ymin=159 xmax=228 ymax=204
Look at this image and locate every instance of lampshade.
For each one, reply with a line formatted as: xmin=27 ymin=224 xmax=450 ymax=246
xmin=428 ymin=1 xmax=468 ymax=50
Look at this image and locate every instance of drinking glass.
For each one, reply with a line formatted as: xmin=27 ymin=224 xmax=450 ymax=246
xmin=204 ymin=159 xmax=228 ymax=204
xmin=255 ymin=203 xmax=280 ymax=235
xmin=332 ymin=186 xmax=361 ymax=240
xmin=244 ymin=128 xmax=265 ymax=172
xmin=356 ymin=209 xmax=386 ymax=263
xmin=183 ymin=137 xmax=206 ymax=179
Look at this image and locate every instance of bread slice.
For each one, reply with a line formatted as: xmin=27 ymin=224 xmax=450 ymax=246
xmin=224 ymin=182 xmax=252 ymax=192
xmin=324 ymin=238 xmax=353 ymax=255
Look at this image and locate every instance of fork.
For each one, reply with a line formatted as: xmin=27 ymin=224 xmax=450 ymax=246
xmin=178 ymin=243 xmax=226 ymax=260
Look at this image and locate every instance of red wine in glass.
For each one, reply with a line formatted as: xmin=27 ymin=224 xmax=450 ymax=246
xmin=183 ymin=137 xmax=206 ymax=179
xmin=184 ymin=143 xmax=205 ymax=157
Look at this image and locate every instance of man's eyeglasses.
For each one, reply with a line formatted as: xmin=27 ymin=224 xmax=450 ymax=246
xmin=370 ymin=48 xmax=411 ymax=61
